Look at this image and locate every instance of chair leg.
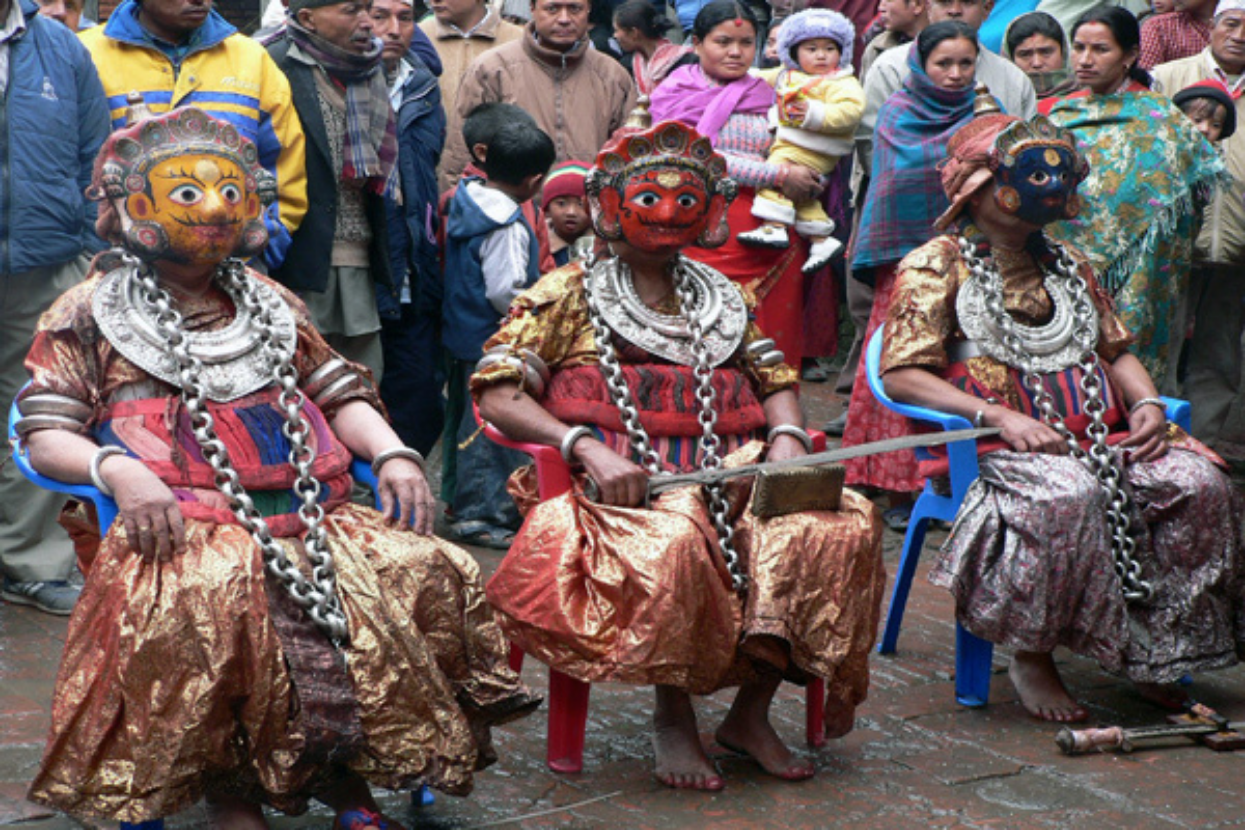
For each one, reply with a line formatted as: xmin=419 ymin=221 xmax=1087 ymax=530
xmin=508 ymin=641 xmax=525 ymax=674
xmin=120 ymin=822 xmax=164 ymax=830
xmin=546 ymin=669 xmax=590 ymax=774
xmin=877 ymin=514 xmax=932 ymax=654
xmin=805 ymin=678 xmax=826 ymax=749
xmin=954 ymin=623 xmax=994 ymax=708
xmin=411 ymin=785 xmax=435 ymax=807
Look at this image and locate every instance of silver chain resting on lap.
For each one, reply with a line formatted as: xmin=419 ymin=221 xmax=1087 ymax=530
xmin=957 ymin=236 xmax=1153 ymax=603
xmin=130 ymin=254 xmax=351 ymax=644
xmin=584 ymin=255 xmax=746 ymax=594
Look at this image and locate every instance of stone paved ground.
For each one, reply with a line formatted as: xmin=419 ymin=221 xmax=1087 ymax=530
xmin=5 ymin=379 xmax=1245 ymax=829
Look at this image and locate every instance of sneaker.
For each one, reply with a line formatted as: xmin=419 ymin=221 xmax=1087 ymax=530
xmin=1 ymin=578 xmax=81 ymax=616
xmin=738 ymin=224 xmax=791 ymax=248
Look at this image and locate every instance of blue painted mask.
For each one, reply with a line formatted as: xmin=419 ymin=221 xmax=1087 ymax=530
xmin=993 ymin=144 xmax=1081 ymax=227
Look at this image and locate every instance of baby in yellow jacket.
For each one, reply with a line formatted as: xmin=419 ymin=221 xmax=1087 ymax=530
xmin=739 ymin=9 xmax=864 ymax=275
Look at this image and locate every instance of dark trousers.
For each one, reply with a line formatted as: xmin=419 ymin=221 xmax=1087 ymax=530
xmin=379 ymin=304 xmax=444 ymax=457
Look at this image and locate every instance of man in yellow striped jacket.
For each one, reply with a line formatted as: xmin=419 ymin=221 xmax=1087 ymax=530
xmin=80 ymin=0 xmax=308 ymax=268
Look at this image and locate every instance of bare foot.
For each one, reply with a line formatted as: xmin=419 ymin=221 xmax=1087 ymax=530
xmin=715 ymin=677 xmax=815 ymax=781
xmin=1008 ymin=651 xmax=1089 ymax=723
xmin=1135 ymin=681 xmax=1189 ymax=712
xmin=823 ymin=702 xmax=857 ymax=740
xmin=205 ymin=794 xmax=268 ymax=830
xmin=652 ymin=685 xmax=724 ymax=791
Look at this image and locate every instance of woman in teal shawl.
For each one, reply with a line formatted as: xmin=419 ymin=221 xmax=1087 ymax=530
xmin=842 ymin=21 xmax=981 ymax=498
xmin=1044 ymin=6 xmax=1225 ymax=389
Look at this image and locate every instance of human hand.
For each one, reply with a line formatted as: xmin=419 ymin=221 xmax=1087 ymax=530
xmin=1120 ymin=403 xmax=1169 ymax=464
xmin=989 ymin=407 xmax=1071 ymax=455
xmin=765 ymin=433 xmax=809 ymax=462
xmin=782 ymin=99 xmax=808 ymax=122
xmin=377 ymin=457 xmax=437 ymax=535
xmin=574 ymin=439 xmax=649 ymax=507
xmin=780 ymin=164 xmax=824 ymax=203
xmin=107 ymin=456 xmax=186 ymax=561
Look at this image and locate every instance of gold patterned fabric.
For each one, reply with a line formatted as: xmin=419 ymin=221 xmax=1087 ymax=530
xmin=21 ymin=265 xmax=533 ymax=823
xmin=474 ymin=263 xmax=885 ymax=720
xmin=492 ymin=444 xmax=885 ymax=706
xmin=879 ymin=233 xmax=1134 ymax=410
xmin=469 ymin=263 xmax=799 ymax=400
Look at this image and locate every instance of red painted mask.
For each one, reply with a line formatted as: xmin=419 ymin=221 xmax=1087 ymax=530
xmin=598 ymin=169 xmax=712 ymax=251
xmin=587 ymin=120 xmax=736 ymax=250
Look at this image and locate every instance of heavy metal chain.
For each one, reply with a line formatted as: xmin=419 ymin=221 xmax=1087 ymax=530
xmin=585 ymin=255 xmax=747 ymax=593
xmin=958 ymin=237 xmax=1153 ymax=603
xmin=132 ymin=256 xmax=351 ymax=644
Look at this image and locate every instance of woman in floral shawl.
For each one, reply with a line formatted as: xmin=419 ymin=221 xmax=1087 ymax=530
xmin=839 ymin=20 xmax=981 ymax=501
xmin=1044 ymin=6 xmax=1225 ymax=389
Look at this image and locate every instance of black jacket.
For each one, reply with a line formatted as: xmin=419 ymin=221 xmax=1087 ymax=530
xmin=267 ymin=35 xmax=393 ymax=292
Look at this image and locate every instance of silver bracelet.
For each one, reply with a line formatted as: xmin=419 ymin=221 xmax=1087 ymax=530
xmin=1128 ymin=397 xmax=1166 ymax=417
xmin=974 ymin=397 xmax=1001 ymax=428
xmin=89 ymin=445 xmax=127 ymax=497
xmin=766 ymin=424 xmax=814 ymax=452
xmin=371 ymin=446 xmax=425 ymax=477
xmin=560 ymin=425 xmax=595 ymax=464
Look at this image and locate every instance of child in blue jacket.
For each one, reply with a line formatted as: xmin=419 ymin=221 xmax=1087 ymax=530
xmin=442 ymin=118 xmax=555 ymax=547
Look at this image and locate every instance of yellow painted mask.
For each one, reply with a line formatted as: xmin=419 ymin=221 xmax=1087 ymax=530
xmin=90 ymin=106 xmax=276 ymax=263
xmin=124 ymin=154 xmax=261 ymax=266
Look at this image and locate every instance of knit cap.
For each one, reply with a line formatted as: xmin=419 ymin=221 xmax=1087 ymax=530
xmin=1173 ymin=78 xmax=1237 ymax=140
xmin=543 ymin=160 xmax=589 ymax=203
xmin=777 ymin=9 xmax=856 ymax=71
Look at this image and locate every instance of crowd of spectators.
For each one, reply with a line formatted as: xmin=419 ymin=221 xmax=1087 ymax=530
xmin=2 ymin=0 xmax=1244 ymax=673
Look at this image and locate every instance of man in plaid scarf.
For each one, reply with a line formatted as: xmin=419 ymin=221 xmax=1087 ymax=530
xmin=268 ymin=0 xmax=400 ymax=382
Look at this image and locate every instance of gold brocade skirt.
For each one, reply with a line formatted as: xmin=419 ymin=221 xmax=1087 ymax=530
xmin=28 ymin=503 xmax=532 ymax=824
xmin=489 ymin=443 xmax=886 ymax=709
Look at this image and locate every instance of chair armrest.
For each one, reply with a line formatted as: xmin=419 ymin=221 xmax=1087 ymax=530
xmin=1160 ymin=396 xmax=1191 ymax=433
xmin=473 ymin=402 xmax=572 ymax=499
xmin=864 ymin=327 xmax=974 ymax=432
xmin=9 ymin=391 xmax=121 ymax=531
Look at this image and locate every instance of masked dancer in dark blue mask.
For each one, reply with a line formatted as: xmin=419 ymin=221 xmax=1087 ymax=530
xmin=878 ymin=94 xmax=1245 ymax=725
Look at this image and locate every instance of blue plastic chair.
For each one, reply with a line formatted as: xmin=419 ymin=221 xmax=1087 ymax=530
xmin=7 ymin=393 xmax=435 ymax=827
xmin=864 ymin=326 xmax=1192 ymax=707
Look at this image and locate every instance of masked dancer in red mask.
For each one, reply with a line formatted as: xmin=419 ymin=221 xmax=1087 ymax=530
xmin=473 ymin=120 xmax=886 ymax=791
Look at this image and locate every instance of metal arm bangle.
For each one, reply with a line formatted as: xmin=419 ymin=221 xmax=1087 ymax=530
xmin=1128 ymin=397 xmax=1167 ymax=417
xmin=766 ymin=424 xmax=814 ymax=452
xmin=89 ymin=445 xmax=128 ymax=497
xmin=560 ymin=425 xmax=595 ymax=464
xmin=371 ymin=446 xmax=425 ymax=477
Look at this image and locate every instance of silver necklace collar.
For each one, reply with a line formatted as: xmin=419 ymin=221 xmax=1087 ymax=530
xmin=955 ymin=242 xmax=1096 ymax=374
xmin=586 ymin=255 xmax=747 ymax=368
xmin=93 ymin=260 xmax=297 ymax=403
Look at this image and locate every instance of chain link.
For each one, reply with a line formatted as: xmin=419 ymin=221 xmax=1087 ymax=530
xmin=585 ymin=256 xmax=747 ymax=594
xmin=958 ymin=237 xmax=1153 ymax=603
xmin=132 ymin=256 xmax=351 ymax=644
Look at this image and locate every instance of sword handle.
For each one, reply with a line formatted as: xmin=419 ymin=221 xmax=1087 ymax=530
xmin=1056 ymin=726 xmax=1131 ymax=755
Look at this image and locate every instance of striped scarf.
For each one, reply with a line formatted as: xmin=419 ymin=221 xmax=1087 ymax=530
xmin=288 ymin=20 xmax=399 ymax=198
xmin=851 ymin=45 xmax=977 ymax=281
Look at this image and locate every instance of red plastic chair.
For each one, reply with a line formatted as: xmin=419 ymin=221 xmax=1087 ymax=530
xmin=476 ymin=406 xmax=830 ymax=773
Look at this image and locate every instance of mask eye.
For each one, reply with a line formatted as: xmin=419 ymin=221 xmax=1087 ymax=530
xmin=1028 ymin=170 xmax=1050 ymax=186
xmin=677 ymin=194 xmax=699 ymax=208
xmin=167 ymin=184 xmax=204 ymax=206
xmin=220 ymin=183 xmax=242 ymax=204
xmin=631 ymin=192 xmax=660 ymax=208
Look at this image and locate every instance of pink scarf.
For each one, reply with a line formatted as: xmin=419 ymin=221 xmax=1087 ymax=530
xmin=649 ymin=64 xmax=774 ymax=145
